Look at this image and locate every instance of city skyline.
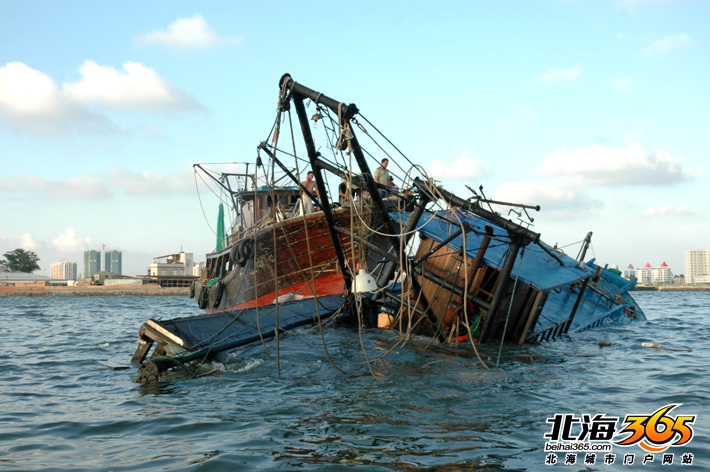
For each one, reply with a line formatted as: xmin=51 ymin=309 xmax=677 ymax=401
xmin=1 ymin=1 xmax=708 ymax=276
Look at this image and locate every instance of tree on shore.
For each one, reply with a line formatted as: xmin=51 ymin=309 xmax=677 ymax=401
xmin=1 ymin=249 xmax=41 ymax=273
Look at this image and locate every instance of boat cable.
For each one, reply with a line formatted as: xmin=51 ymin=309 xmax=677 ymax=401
xmin=343 ymin=116 xmax=505 ymax=350
xmin=251 ymin=143 xmax=282 ymax=356
xmin=189 ymin=274 xmax=252 ymax=349
xmin=340 ymin=111 xmax=421 ymax=378
xmin=342 ymin=110 xmax=388 ymax=380
xmin=270 ymin=99 xmax=293 ymax=378
xmin=353 ymin=117 xmax=416 ymax=191
xmin=252 ymin=212 xmax=269 ymax=354
xmin=193 ymin=168 xmax=226 ymax=238
xmin=358 ymin=112 xmax=418 ymax=173
xmin=447 ymin=207 xmax=490 ymax=369
xmin=495 ymin=247 xmax=524 ymax=368
xmin=286 ymin=105 xmax=349 ymax=376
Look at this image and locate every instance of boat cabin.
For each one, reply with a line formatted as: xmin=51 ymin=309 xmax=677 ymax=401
xmin=229 ymin=186 xmax=300 ymax=243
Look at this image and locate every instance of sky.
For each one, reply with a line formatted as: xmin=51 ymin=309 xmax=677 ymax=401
xmin=1 ymin=0 xmax=708 ymax=277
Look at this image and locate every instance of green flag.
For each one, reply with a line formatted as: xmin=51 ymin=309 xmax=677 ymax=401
xmin=215 ymin=203 xmax=225 ymax=252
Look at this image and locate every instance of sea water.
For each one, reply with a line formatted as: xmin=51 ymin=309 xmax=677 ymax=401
xmin=0 ymin=291 xmax=707 ymax=471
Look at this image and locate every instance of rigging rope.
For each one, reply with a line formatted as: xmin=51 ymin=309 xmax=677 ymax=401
xmin=496 ymin=247 xmax=525 ymax=367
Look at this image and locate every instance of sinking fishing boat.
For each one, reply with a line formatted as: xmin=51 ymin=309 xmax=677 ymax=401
xmin=132 ymin=74 xmax=645 ymax=382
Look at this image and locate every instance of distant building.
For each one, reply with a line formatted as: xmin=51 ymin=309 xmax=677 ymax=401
xmin=636 ymin=263 xmax=652 ymax=284
xmin=149 ymin=251 xmax=194 ymax=277
xmin=104 ymin=250 xmax=122 ymax=275
xmin=83 ymin=250 xmax=101 ymax=278
xmin=0 ymin=272 xmax=52 ymax=285
xmin=685 ymin=248 xmax=710 ymax=284
xmin=50 ymin=260 xmax=77 ymax=279
xmin=652 ymin=262 xmax=672 ymax=284
xmin=673 ymin=274 xmax=685 ymax=285
xmin=635 ymin=261 xmax=673 ymax=285
xmin=624 ymin=263 xmax=635 ymax=279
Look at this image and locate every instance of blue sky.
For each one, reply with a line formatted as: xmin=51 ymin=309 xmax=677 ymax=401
xmin=1 ymin=0 xmax=707 ymax=277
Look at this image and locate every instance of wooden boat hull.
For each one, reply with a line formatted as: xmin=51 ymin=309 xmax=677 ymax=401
xmin=399 ymin=211 xmax=646 ymax=344
xmin=194 ymin=206 xmax=374 ymax=313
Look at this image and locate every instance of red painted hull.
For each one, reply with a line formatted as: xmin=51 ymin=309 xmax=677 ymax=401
xmin=196 ymin=206 xmax=371 ymax=313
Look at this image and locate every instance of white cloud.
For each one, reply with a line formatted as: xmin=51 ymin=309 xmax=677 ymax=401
xmin=0 ymin=175 xmax=111 ymax=200
xmin=19 ymin=233 xmax=39 ymax=250
xmin=0 ymin=62 xmax=103 ymax=135
xmin=0 ymin=60 xmax=203 ymax=136
xmin=644 ymin=33 xmax=693 ymax=56
xmin=106 ymin=167 xmax=195 ymax=195
xmin=52 ymin=227 xmax=102 ymax=253
xmin=539 ymin=67 xmax=581 ymax=84
xmin=617 ymin=0 xmax=684 ymax=14
xmin=493 ymin=180 xmax=598 ymax=219
xmin=428 ymin=151 xmax=484 ymax=180
xmin=64 ymin=60 xmax=202 ymax=112
xmin=136 ymin=14 xmax=242 ymax=49
xmin=539 ymin=142 xmax=703 ymax=187
xmin=0 ymin=167 xmax=196 ymax=201
xmin=642 ymin=205 xmax=692 ymax=216
xmin=611 ymin=76 xmax=633 ymax=92
xmin=0 ymin=62 xmax=63 ymax=115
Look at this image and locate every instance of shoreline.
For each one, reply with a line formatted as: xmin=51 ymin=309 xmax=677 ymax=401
xmin=1 ymin=284 xmax=708 ymax=297
xmin=0 ymin=284 xmax=190 ymax=297
xmin=634 ymin=285 xmax=710 ymax=292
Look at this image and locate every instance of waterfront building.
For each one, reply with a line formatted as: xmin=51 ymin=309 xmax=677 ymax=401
xmin=634 ymin=261 xmax=673 ymax=285
xmin=685 ymin=248 xmax=710 ymax=284
xmin=50 ymin=260 xmax=77 ymax=280
xmin=624 ymin=263 xmax=635 ymax=279
xmin=635 ymin=263 xmax=652 ymax=285
xmin=651 ymin=262 xmax=672 ymax=284
xmin=193 ymin=261 xmax=205 ymax=277
xmin=148 ymin=251 xmax=194 ymax=277
xmin=104 ymin=250 xmax=122 ymax=275
xmin=83 ymin=250 xmax=101 ymax=278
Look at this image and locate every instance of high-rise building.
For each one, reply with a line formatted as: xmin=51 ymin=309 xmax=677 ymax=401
xmin=685 ymin=248 xmax=710 ymax=284
xmin=104 ymin=250 xmax=122 ymax=275
xmin=83 ymin=250 xmax=101 ymax=278
xmin=50 ymin=260 xmax=77 ymax=279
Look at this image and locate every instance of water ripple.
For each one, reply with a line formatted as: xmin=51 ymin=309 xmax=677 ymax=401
xmin=0 ymin=293 xmax=708 ymax=470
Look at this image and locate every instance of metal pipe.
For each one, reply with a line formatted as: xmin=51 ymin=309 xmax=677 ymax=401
xmin=564 ymin=277 xmax=590 ymax=334
xmin=375 ymin=192 xmax=431 ymax=287
xmin=412 ymin=177 xmax=540 ymax=245
xmin=411 ymin=224 xmax=469 ymax=266
xmin=257 ymin=143 xmax=320 ymax=205
xmin=411 ymin=265 xmax=492 ymax=311
xmin=291 ymin=95 xmax=352 ymax=287
xmin=478 ymin=240 xmax=522 ymax=342
xmin=280 ymin=74 xmax=359 ymax=122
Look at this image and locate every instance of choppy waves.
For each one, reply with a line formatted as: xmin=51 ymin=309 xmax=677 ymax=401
xmin=0 ymin=292 xmax=707 ymax=471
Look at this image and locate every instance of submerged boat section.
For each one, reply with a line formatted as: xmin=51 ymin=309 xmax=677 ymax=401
xmin=132 ymin=74 xmax=645 ymax=382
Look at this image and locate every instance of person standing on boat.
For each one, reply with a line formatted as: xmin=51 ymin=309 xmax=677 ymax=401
xmin=338 ymin=180 xmax=349 ymax=207
xmin=300 ymin=171 xmax=317 ymax=215
xmin=374 ymin=158 xmax=390 ymax=197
